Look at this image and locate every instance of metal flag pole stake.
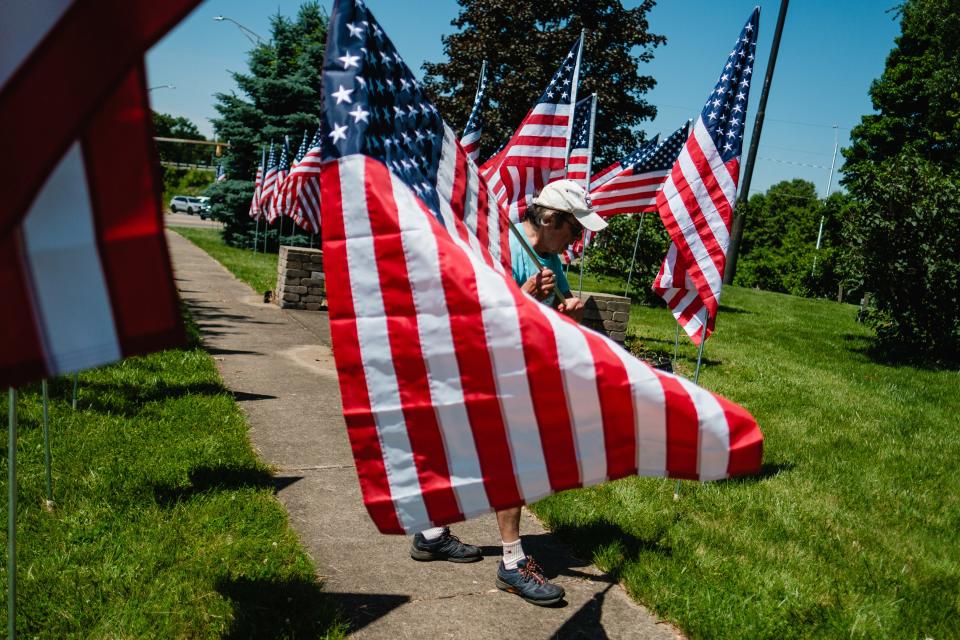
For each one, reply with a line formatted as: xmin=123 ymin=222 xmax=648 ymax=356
xmin=71 ymin=372 xmax=78 ymax=410
xmin=672 ymin=321 xmax=681 ymax=365
xmin=812 ymin=124 xmax=839 ymax=275
xmin=623 ymin=212 xmax=646 ymax=297
xmin=41 ymin=380 xmax=54 ymax=510
xmin=8 ymin=387 xmax=18 ymax=640
xmin=692 ymin=309 xmax=710 ymax=385
xmin=253 ymin=217 xmax=261 ymax=253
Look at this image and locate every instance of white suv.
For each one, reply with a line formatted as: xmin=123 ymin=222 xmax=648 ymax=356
xmin=169 ymin=195 xmax=203 ymax=215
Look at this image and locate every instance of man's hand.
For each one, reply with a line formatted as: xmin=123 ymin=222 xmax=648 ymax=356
xmin=521 ymin=268 xmax=556 ymax=300
xmin=556 ymin=295 xmax=585 ymax=322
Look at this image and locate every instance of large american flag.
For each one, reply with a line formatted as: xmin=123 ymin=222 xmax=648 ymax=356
xmin=459 ymin=61 xmax=488 ymax=163
xmin=654 ymin=8 xmax=760 ymax=344
xmin=0 ymin=0 xmax=194 ymax=388
xmin=261 ymin=143 xmax=279 ymax=223
xmin=321 ymin=0 xmax=762 ymax=534
xmin=479 ymin=35 xmax=584 ymax=223
xmin=590 ymin=121 xmax=689 ymax=217
xmin=248 ymin=145 xmax=266 ymax=220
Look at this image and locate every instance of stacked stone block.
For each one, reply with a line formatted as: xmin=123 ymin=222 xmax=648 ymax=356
xmin=577 ymin=291 xmax=630 ymax=343
xmin=275 ymin=246 xmax=326 ymax=310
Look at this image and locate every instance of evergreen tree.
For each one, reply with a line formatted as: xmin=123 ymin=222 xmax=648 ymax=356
xmin=841 ymin=0 xmax=960 ymax=361
xmin=422 ymin=0 xmax=665 ymax=167
xmin=209 ymin=3 xmax=328 ymax=248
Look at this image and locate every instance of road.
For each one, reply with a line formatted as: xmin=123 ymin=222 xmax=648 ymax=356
xmin=164 ymin=211 xmax=223 ymax=229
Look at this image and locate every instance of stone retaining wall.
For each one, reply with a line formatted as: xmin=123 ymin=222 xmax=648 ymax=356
xmin=275 ymin=246 xmax=326 ymax=310
xmin=576 ymin=291 xmax=630 ymax=343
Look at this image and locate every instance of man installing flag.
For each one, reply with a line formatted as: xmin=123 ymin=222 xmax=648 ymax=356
xmin=653 ymin=8 xmax=760 ymax=344
xmin=320 ymin=0 xmax=763 ymax=608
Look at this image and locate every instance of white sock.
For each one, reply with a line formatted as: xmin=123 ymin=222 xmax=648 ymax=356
xmin=501 ymin=538 xmax=525 ymax=570
xmin=420 ymin=526 xmax=445 ymax=541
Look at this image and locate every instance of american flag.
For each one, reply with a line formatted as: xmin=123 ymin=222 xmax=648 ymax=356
xmin=249 ymin=145 xmax=266 ymax=220
xmin=275 ymin=132 xmax=309 ymax=220
xmin=563 ymin=95 xmax=597 ymax=261
xmin=283 ymin=128 xmax=325 ymax=235
xmin=321 ymin=0 xmax=762 ymax=534
xmin=292 ymin=130 xmax=309 ymax=169
xmin=0 ymin=0 xmax=194 ymax=388
xmin=654 ymin=8 xmax=760 ymax=344
xmin=590 ymin=135 xmax=659 ymax=190
xmin=261 ymin=143 xmax=279 ymax=223
xmin=270 ymin=137 xmax=292 ymax=219
xmin=590 ymin=121 xmax=689 ymax=217
xmin=566 ymin=95 xmax=596 ymax=188
xmin=459 ymin=61 xmax=488 ymax=163
xmin=479 ymin=34 xmax=584 ymax=223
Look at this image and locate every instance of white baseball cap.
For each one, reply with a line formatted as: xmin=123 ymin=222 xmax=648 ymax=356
xmin=532 ymin=179 xmax=608 ymax=232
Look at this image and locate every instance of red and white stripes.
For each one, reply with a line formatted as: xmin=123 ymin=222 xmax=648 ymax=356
xmin=0 ymin=66 xmax=183 ymax=388
xmin=590 ymin=167 xmax=671 ymax=217
xmin=654 ymin=117 xmax=739 ymax=343
xmin=280 ymin=147 xmax=324 ymax=234
xmin=322 ymin=154 xmax=763 ymax=534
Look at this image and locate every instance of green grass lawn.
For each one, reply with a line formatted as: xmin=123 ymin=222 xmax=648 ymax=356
xmin=1 ymin=311 xmax=344 ymax=638
xmin=175 ymin=229 xmax=960 ymax=638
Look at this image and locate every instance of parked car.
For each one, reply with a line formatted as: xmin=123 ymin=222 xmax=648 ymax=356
xmin=169 ymin=195 xmax=204 ymax=215
xmin=197 ymin=197 xmax=212 ymax=220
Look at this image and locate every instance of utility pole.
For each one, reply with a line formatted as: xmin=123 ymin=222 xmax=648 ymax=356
xmin=724 ymin=0 xmax=790 ymax=285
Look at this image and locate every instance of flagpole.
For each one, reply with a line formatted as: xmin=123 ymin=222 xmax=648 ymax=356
xmin=693 ymin=308 xmax=709 ymax=384
xmin=672 ymin=320 xmax=681 ymax=366
xmin=577 ymin=231 xmax=588 ymax=296
xmin=812 ymin=124 xmax=839 ymax=275
xmin=724 ymin=0 xmax=789 ymax=284
xmin=41 ymin=380 xmax=54 ymax=510
xmin=253 ymin=217 xmax=261 ymax=253
xmin=71 ymin=372 xmax=78 ymax=410
xmin=623 ymin=212 xmax=646 ymax=298
xmin=8 ymin=387 xmax=18 ymax=640
xmin=508 ymin=223 xmax=568 ymax=302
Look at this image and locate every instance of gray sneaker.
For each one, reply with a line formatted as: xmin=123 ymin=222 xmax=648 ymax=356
xmin=409 ymin=528 xmax=482 ymax=563
xmin=495 ymin=556 xmax=565 ymax=606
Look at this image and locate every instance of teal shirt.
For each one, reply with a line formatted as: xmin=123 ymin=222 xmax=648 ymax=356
xmin=509 ymin=229 xmax=570 ymax=307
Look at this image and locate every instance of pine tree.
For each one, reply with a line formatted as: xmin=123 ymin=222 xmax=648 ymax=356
xmin=841 ymin=0 xmax=960 ymax=361
xmin=421 ymin=0 xmax=665 ymax=166
xmin=209 ymin=3 xmax=328 ymax=248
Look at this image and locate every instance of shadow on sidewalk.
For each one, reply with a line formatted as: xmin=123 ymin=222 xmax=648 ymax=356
xmin=217 ymin=576 xmax=347 ymax=639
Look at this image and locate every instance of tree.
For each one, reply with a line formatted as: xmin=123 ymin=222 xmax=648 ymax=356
xmin=152 ymin=111 xmax=209 ymax=165
xmin=583 ymin=213 xmax=671 ymax=305
xmin=733 ymin=180 xmax=852 ymax=299
xmin=841 ymin=0 xmax=960 ymax=361
xmin=209 ymin=3 xmax=328 ymax=248
xmin=422 ymin=0 xmax=665 ymax=167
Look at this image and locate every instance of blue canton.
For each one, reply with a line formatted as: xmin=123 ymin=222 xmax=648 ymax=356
xmin=462 ymin=63 xmax=487 ymax=136
xmin=702 ymin=7 xmax=759 ymax=162
xmin=570 ymin=96 xmax=593 ymax=149
xmin=632 ymin=121 xmax=690 ymax=173
xmin=618 ymin=135 xmax=659 ymax=168
xmin=323 ymin=0 xmax=447 ymax=219
xmin=295 ymin=131 xmax=309 ymax=162
xmin=277 ymin=137 xmax=291 ymax=172
xmin=538 ymin=36 xmax=581 ymax=105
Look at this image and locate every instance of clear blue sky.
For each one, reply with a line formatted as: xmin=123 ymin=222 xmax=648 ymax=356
xmin=146 ymin=0 xmax=902 ymax=197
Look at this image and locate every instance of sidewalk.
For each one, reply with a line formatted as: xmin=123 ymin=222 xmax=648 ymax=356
xmin=168 ymin=230 xmax=682 ymax=640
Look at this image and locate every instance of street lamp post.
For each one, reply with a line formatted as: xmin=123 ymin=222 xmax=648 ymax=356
xmin=149 ymin=84 xmax=176 ymax=92
xmin=213 ymin=15 xmax=264 ymax=45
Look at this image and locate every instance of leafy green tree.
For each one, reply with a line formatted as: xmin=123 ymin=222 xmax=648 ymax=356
xmin=422 ymin=0 xmax=665 ymax=166
xmin=152 ymin=111 xmax=210 ymax=165
xmin=733 ymin=180 xmax=851 ymax=298
xmin=209 ymin=3 xmax=328 ymax=248
xmin=584 ymin=213 xmax=671 ymax=304
xmin=842 ymin=0 xmax=960 ymax=361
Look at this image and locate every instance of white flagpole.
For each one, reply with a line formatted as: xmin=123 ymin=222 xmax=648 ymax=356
xmin=41 ymin=380 xmax=53 ymax=510
xmin=623 ymin=212 xmax=646 ymax=297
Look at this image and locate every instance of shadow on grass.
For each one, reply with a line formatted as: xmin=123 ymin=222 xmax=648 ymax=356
xmin=153 ymin=465 xmax=300 ymax=505
xmin=721 ymin=461 xmax=795 ymax=485
xmin=217 ymin=576 xmax=348 ymax=639
xmin=546 ymin=520 xmax=673 ymax=583
xmin=73 ymin=380 xmax=229 ymax=416
xmin=841 ymin=333 xmax=959 ymax=371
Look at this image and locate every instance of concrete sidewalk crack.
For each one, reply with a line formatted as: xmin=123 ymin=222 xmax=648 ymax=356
xmin=276 ymin=464 xmax=355 ymax=472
